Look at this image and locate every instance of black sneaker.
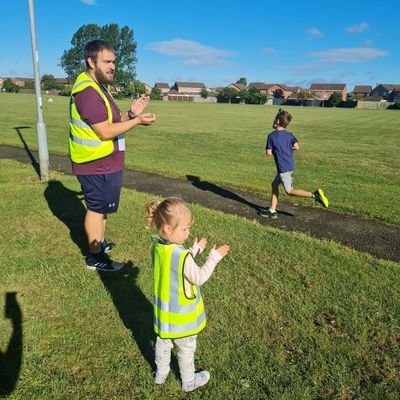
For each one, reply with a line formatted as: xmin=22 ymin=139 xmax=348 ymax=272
xmin=101 ymin=240 xmax=114 ymax=254
xmin=313 ymin=189 xmax=329 ymax=208
xmin=258 ymin=209 xmax=278 ymax=219
xmin=86 ymin=254 xmax=123 ymax=272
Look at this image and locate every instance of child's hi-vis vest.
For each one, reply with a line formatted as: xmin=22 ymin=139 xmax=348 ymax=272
xmin=152 ymin=239 xmax=206 ymax=339
xmin=69 ymin=72 xmax=125 ymax=164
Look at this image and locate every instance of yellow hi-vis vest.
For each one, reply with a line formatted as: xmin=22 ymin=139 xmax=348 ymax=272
xmin=152 ymin=239 xmax=206 ymax=339
xmin=69 ymin=72 xmax=123 ymax=164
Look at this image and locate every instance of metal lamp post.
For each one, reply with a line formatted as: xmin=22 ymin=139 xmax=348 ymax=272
xmin=28 ymin=0 xmax=49 ymax=182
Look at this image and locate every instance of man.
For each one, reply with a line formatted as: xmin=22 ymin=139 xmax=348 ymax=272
xmin=69 ymin=39 xmax=156 ymax=271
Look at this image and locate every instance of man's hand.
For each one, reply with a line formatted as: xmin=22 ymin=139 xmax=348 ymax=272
xmin=130 ymin=95 xmax=150 ymax=116
xmin=136 ymin=113 xmax=156 ymax=125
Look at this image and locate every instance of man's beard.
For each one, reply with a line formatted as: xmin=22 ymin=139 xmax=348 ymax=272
xmin=95 ymin=69 xmax=114 ymax=84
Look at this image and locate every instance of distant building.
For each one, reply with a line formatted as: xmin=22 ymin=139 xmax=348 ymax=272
xmin=154 ymin=82 xmax=170 ymax=94
xmin=352 ymin=85 xmax=372 ymax=97
xmin=247 ymin=82 xmax=270 ymax=95
xmin=171 ymin=81 xmax=205 ymax=94
xmin=309 ymin=83 xmax=347 ymax=101
xmin=226 ymin=82 xmax=246 ymax=92
xmin=371 ymin=84 xmax=400 ymax=101
xmin=143 ymin=83 xmax=152 ymax=94
xmin=247 ymin=82 xmax=294 ymax=98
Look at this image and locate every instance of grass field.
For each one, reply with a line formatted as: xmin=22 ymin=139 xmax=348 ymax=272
xmin=0 ymin=159 xmax=399 ymax=399
xmin=0 ymin=93 xmax=399 ymax=224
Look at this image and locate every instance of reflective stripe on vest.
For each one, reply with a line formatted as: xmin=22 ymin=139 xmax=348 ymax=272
xmin=69 ymin=72 xmax=124 ymax=164
xmin=153 ymin=241 xmax=206 ymax=339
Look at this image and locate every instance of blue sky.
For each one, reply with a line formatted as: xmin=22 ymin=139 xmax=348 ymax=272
xmin=1 ymin=0 xmax=399 ymax=90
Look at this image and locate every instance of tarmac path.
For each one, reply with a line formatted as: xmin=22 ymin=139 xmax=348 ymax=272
xmin=1 ymin=144 xmax=399 ymax=264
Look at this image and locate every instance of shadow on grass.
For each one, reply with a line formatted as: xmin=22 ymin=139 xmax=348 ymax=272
xmin=186 ymin=174 xmax=265 ymax=212
xmin=13 ymin=126 xmax=40 ymax=178
xmin=97 ymin=262 xmax=158 ymax=371
xmin=0 ymin=292 xmax=23 ymax=396
xmin=43 ymin=182 xmax=178 ymax=377
xmin=44 ymin=180 xmax=87 ymax=256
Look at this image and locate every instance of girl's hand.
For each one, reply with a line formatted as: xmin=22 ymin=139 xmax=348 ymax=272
xmin=194 ymin=237 xmax=207 ymax=253
xmin=213 ymin=244 xmax=230 ymax=258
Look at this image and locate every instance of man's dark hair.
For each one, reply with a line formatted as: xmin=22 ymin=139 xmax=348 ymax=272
xmin=84 ymin=40 xmax=114 ymax=69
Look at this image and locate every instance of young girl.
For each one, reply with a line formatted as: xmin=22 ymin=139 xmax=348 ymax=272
xmin=260 ymin=109 xmax=329 ymax=218
xmin=145 ymin=197 xmax=230 ymax=392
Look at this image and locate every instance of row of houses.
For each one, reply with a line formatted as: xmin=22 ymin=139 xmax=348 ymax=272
xmin=2 ymin=76 xmax=400 ymax=103
xmin=153 ymin=81 xmax=400 ymax=102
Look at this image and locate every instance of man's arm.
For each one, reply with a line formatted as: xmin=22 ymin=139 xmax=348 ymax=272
xmin=92 ymin=113 xmax=155 ymax=140
xmin=292 ymin=142 xmax=300 ymax=150
xmin=266 ymin=148 xmax=273 ymax=157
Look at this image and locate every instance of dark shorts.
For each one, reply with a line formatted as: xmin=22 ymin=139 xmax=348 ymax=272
xmin=77 ymin=170 xmax=123 ymax=214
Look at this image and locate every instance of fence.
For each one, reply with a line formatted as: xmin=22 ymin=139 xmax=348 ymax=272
xmin=357 ymin=100 xmax=395 ymax=110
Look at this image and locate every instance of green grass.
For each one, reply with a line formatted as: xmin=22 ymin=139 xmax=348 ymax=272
xmin=0 ymin=93 xmax=399 ymax=224
xmin=1 ymin=159 xmax=399 ymax=399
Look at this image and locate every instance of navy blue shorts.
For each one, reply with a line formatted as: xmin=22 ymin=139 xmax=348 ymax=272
xmin=77 ymin=170 xmax=123 ymax=214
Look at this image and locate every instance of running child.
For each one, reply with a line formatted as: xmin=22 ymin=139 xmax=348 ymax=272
xmin=260 ymin=109 xmax=329 ymax=219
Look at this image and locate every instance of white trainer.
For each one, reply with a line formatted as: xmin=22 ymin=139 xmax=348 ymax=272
xmin=182 ymin=371 xmax=210 ymax=392
xmin=154 ymin=372 xmax=168 ymax=385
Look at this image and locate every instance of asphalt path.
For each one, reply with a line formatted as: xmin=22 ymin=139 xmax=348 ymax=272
xmin=1 ymin=145 xmax=399 ymax=264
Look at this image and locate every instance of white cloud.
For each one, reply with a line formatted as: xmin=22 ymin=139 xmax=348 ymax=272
xmin=146 ymin=39 xmax=235 ymax=66
xmin=81 ymin=0 xmax=96 ymax=5
xmin=346 ymin=22 xmax=369 ymax=34
xmin=309 ymin=47 xmax=388 ymax=63
xmin=306 ymin=27 xmax=323 ymax=38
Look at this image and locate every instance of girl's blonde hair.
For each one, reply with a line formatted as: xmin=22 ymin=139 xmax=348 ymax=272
xmin=145 ymin=197 xmax=192 ymax=232
xmin=272 ymin=108 xmax=292 ymax=129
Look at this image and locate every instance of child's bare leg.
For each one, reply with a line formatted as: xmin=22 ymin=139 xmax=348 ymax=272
xmin=286 ymin=188 xmax=313 ymax=198
xmin=270 ymin=179 xmax=280 ymax=211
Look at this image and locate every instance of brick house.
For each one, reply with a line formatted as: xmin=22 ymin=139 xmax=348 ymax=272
xmin=226 ymin=82 xmax=246 ymax=92
xmin=309 ymin=83 xmax=347 ymax=101
xmin=171 ymin=81 xmax=206 ymax=94
xmin=247 ymin=82 xmax=294 ymax=98
xmin=247 ymin=82 xmax=270 ymax=95
xmin=371 ymin=84 xmax=400 ymax=101
xmin=154 ymin=82 xmax=170 ymax=94
xmin=352 ymin=85 xmax=372 ymax=97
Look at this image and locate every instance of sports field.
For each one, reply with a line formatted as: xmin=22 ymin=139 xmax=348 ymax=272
xmin=0 ymin=93 xmax=399 ymax=399
xmin=0 ymin=93 xmax=399 ymax=224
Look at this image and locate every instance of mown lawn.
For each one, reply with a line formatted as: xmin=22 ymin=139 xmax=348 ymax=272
xmin=0 ymin=93 xmax=399 ymax=224
xmin=1 ymin=160 xmax=399 ymax=399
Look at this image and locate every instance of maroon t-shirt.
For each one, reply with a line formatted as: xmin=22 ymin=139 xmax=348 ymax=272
xmin=71 ymin=85 xmax=125 ymax=175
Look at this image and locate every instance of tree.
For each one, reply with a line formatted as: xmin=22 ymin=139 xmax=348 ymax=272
xmin=297 ymin=89 xmax=309 ymax=100
xmin=122 ymin=80 xmax=147 ymax=97
xmin=3 ymin=79 xmax=19 ymax=93
xmin=41 ymin=74 xmax=64 ymax=91
xmin=200 ymin=88 xmax=208 ymax=99
xmin=236 ymin=77 xmax=247 ymax=86
xmin=245 ymin=86 xmax=267 ymax=104
xmin=150 ymin=87 xmax=162 ymax=100
xmin=24 ymin=81 xmax=35 ymax=90
xmin=328 ymin=92 xmax=342 ymax=107
xmin=60 ymin=23 xmax=137 ymax=88
xmin=217 ymin=87 xmax=238 ymax=103
xmin=273 ymin=88 xmax=284 ymax=99
xmin=237 ymin=90 xmax=248 ymax=103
